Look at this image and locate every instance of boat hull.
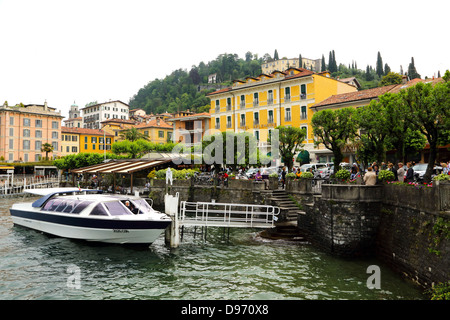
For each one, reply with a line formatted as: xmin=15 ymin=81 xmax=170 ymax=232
xmin=10 ymin=209 xmax=171 ymax=244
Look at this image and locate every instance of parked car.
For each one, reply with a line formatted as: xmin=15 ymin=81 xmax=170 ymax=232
xmin=412 ymin=163 xmax=442 ymax=182
xmin=319 ymin=163 xmax=352 ymax=179
xmin=299 ymin=163 xmax=328 ymax=173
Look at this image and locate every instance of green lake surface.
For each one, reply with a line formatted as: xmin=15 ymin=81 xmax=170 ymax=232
xmin=0 ymin=196 xmax=426 ymax=300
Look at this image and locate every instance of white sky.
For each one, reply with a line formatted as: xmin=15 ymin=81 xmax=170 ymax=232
xmin=1 ymin=0 xmax=449 ymax=120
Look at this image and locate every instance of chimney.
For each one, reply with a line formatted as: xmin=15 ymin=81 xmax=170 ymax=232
xmin=157 ymin=119 xmax=160 ymax=126
xmin=44 ymin=100 xmax=48 ymax=110
xmin=402 ymin=75 xmax=408 ymax=84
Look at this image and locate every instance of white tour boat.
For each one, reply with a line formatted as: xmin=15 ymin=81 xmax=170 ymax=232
xmin=10 ymin=188 xmax=172 ymax=244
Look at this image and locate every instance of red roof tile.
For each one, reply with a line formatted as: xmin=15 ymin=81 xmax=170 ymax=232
xmin=61 ymin=126 xmax=114 ymax=136
xmin=135 ymin=119 xmax=172 ymax=129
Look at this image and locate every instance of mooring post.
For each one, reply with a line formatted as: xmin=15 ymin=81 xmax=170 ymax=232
xmin=164 ymin=193 xmax=180 ymax=248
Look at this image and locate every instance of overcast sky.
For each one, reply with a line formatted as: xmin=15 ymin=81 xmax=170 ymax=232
xmin=1 ymin=0 xmax=448 ymax=120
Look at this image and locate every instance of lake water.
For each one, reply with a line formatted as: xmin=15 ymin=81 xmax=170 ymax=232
xmin=0 ymin=196 xmax=426 ymax=300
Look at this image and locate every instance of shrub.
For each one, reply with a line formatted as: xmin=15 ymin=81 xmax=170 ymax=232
xmin=300 ymin=172 xmax=314 ymax=179
xmin=154 ymin=168 xmax=198 ymax=180
xmin=335 ymin=169 xmax=350 ymax=181
xmin=286 ymin=172 xmax=296 ymax=179
xmin=269 ymin=173 xmax=278 ymax=178
xmin=433 ymin=173 xmax=450 ymax=181
xmin=147 ymin=169 xmax=156 ymax=180
xmin=378 ymin=169 xmax=395 ymax=182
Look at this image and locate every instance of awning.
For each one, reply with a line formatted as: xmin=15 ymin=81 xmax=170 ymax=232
xmin=70 ymin=159 xmax=173 ymax=174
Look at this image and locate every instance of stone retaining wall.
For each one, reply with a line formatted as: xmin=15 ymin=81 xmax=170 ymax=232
xmin=296 ymin=182 xmax=449 ymax=289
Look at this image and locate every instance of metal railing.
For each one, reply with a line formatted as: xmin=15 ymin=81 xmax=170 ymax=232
xmin=179 ymin=201 xmax=280 ymax=228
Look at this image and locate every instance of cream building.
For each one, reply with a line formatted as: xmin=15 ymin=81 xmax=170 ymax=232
xmin=262 ymin=57 xmax=321 ymax=74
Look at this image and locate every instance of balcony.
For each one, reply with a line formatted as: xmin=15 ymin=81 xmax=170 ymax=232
xmin=267 ymin=99 xmax=273 ymax=105
xmin=285 ymin=116 xmax=292 ymax=122
xmin=226 ymin=104 xmax=232 ymax=111
xmin=285 ymin=94 xmax=291 ymax=102
xmin=301 ymin=93 xmax=307 ymax=99
xmin=215 ymin=123 xmax=220 ymax=129
xmin=253 ymin=99 xmax=259 ymax=107
xmin=240 ymin=102 xmax=246 ymax=109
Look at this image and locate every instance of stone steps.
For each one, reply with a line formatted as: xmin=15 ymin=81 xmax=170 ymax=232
xmin=270 ymin=190 xmax=303 ymax=222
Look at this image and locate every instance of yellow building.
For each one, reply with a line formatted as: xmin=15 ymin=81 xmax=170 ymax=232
xmin=135 ymin=118 xmax=173 ymax=144
xmin=100 ymin=119 xmax=136 ymax=141
xmin=61 ymin=127 xmax=81 ymax=156
xmin=60 ymin=127 xmax=114 ymax=154
xmin=207 ymin=67 xmax=357 ymax=163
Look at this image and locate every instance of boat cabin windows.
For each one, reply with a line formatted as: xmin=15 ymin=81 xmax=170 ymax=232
xmin=90 ymin=203 xmax=109 ymax=216
xmin=41 ymin=198 xmax=93 ymax=214
xmin=71 ymin=201 xmax=93 ymax=214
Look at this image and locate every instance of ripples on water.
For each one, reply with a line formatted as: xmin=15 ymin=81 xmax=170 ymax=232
xmin=0 ymin=197 xmax=425 ymax=300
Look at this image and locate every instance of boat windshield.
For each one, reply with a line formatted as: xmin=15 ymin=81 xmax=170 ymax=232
xmin=104 ymin=201 xmax=133 ymax=216
xmin=131 ymin=199 xmax=153 ymax=214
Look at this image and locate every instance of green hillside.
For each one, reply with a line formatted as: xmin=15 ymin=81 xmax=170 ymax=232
xmin=128 ymin=51 xmax=421 ymax=114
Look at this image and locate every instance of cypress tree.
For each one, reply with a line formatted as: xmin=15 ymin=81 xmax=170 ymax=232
xmin=408 ymin=57 xmax=421 ymax=79
xmin=274 ymin=49 xmax=279 ymax=60
xmin=376 ymin=52 xmax=384 ymax=78
xmin=384 ymin=63 xmax=391 ymax=75
xmin=328 ymin=51 xmax=333 ymax=72
xmin=333 ymin=50 xmax=338 ymax=72
xmin=299 ymin=54 xmax=302 ymax=69
xmin=321 ymin=54 xmax=326 ymax=72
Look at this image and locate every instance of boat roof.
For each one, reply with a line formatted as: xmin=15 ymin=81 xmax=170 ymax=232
xmin=30 ymin=188 xmax=103 ymax=208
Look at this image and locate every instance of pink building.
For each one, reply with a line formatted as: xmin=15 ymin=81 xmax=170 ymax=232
xmin=0 ymin=102 xmax=63 ymax=162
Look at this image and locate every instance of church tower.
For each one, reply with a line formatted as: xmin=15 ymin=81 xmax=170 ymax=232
xmin=69 ymin=101 xmax=79 ymax=119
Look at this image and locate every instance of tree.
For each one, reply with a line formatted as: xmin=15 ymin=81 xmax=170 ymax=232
xmin=112 ymin=140 xmax=144 ymax=159
xmin=311 ymin=108 xmax=358 ymax=171
xmin=41 ymin=143 xmax=54 ymax=161
xmin=188 ymin=67 xmax=201 ymax=85
xmin=298 ymin=54 xmax=303 ymax=69
xmin=198 ymin=131 xmax=262 ymax=173
xmin=354 ymin=97 xmax=398 ymax=165
xmin=119 ymin=127 xmax=149 ymax=142
xmin=270 ymin=126 xmax=306 ymax=172
xmin=400 ymin=81 xmax=450 ymax=182
xmin=376 ymin=52 xmax=384 ymax=78
xmin=321 ymin=55 xmax=326 ymax=72
xmin=407 ymin=57 xmax=421 ymax=79
xmin=328 ymin=50 xmax=337 ymax=73
xmin=384 ymin=63 xmax=391 ymax=75
xmin=273 ymin=49 xmax=279 ymax=61
xmin=53 ymin=153 xmax=113 ymax=170
xmin=365 ymin=65 xmax=374 ymax=81
xmin=380 ymin=72 xmax=403 ymax=86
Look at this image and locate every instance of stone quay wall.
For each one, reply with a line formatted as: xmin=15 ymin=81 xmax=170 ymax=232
xmin=144 ymin=178 xmax=448 ymax=289
xmin=296 ymin=182 xmax=449 ymax=289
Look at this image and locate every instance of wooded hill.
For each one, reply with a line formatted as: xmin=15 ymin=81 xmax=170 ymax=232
xmin=128 ymin=50 xmax=425 ymax=115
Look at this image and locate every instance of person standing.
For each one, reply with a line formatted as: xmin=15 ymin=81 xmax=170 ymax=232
xmin=364 ymin=167 xmax=377 ymax=185
xmin=406 ymin=162 xmax=415 ymax=182
xmin=397 ymin=162 xmax=405 ymax=182
xmin=281 ymin=167 xmax=286 ymax=189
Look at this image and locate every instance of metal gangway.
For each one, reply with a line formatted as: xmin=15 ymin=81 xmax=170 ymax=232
xmin=179 ymin=201 xmax=280 ymax=228
xmin=164 ymin=193 xmax=280 ymax=247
